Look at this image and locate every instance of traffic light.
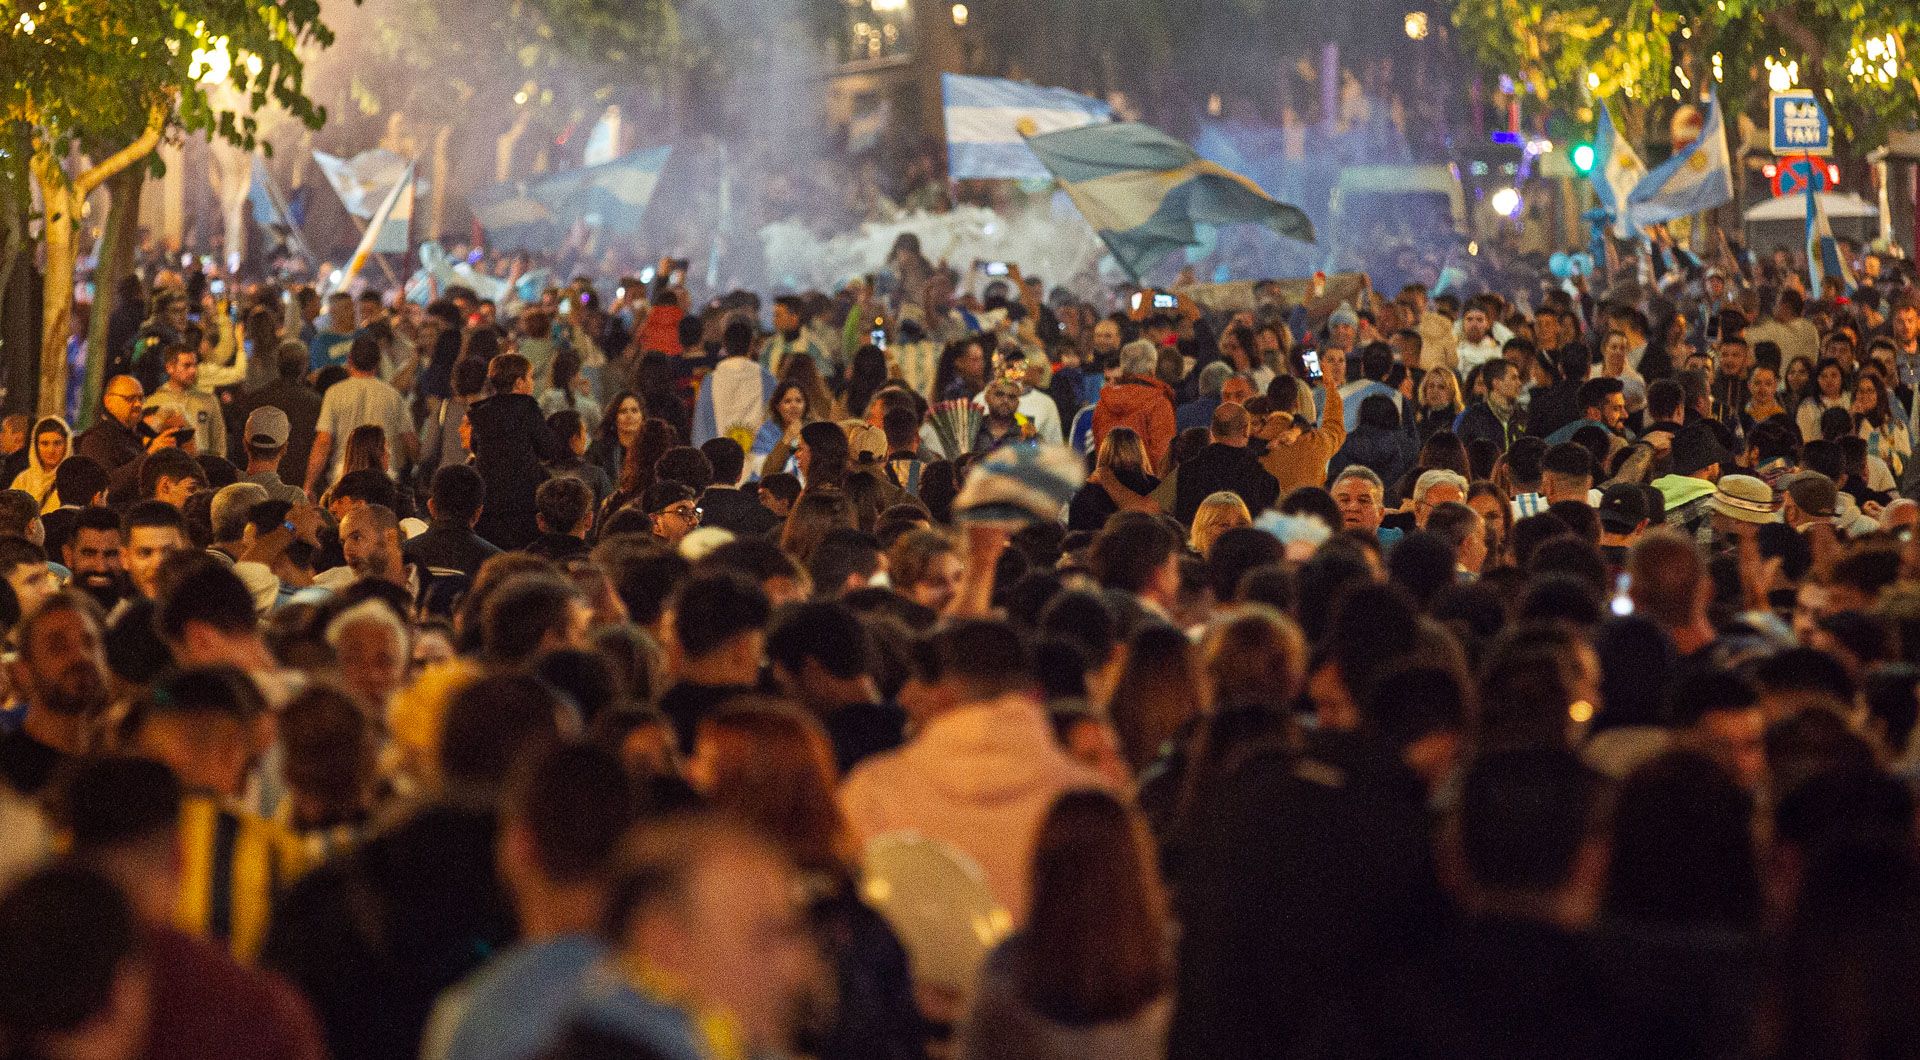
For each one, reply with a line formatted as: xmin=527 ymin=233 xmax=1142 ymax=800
xmin=1571 ymin=142 xmax=1596 ymax=174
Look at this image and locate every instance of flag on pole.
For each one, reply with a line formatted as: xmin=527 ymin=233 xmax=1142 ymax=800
xmin=943 ymin=74 xmax=1113 ymax=181
xmin=248 ymin=155 xmax=316 ymax=265
xmin=1022 ymin=120 xmax=1314 ymax=282
xmin=1620 ymin=93 xmax=1734 ymax=234
xmin=1807 ymin=191 xmax=1857 ymax=293
xmin=371 ymin=167 xmax=414 ymax=254
xmin=312 ymin=148 xmax=411 ymax=219
xmin=1588 ymin=103 xmax=1647 ymax=237
xmin=327 ymin=161 xmax=413 ymax=296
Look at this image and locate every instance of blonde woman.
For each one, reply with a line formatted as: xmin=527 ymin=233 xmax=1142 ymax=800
xmin=1414 ymin=367 xmax=1463 ymax=440
xmin=1188 ymin=491 xmax=1251 ymax=557
xmin=1068 ymin=426 xmax=1158 ymax=532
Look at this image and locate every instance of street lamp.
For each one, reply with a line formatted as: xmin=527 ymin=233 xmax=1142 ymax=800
xmin=951 ymin=3 xmax=969 ymax=26
xmin=1404 ymin=11 xmax=1428 ymax=39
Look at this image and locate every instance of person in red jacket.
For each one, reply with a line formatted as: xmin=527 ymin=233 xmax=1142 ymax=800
xmin=1092 ymin=340 xmax=1178 ymax=472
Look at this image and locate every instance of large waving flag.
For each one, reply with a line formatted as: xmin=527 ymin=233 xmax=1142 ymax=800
xmin=472 ymin=147 xmax=670 ymax=251
xmin=1807 ymin=191 xmax=1857 ymax=293
xmin=943 ymin=74 xmax=1113 ymax=181
xmin=312 ymin=148 xmax=411 ymax=219
xmin=1621 ymin=93 xmax=1734 ymax=234
xmin=1023 ymin=121 xmax=1314 ymax=281
xmin=1589 ymin=103 xmax=1648 ymax=237
xmin=325 ymin=161 xmax=413 ymax=296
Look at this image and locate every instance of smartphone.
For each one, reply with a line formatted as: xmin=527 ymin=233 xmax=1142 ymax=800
xmin=984 ymin=261 xmax=1010 ymax=277
xmin=638 ymin=266 xmax=656 ymax=285
xmin=210 ymin=279 xmax=226 ymax=297
xmin=616 ymin=286 xmax=627 ymax=301
xmin=1130 ymin=292 xmax=1145 ymax=311
xmin=1153 ymin=293 xmax=1176 ymax=309
xmin=870 ymin=327 xmax=887 ymax=350
xmin=558 ymin=300 xmax=572 ymax=317
xmin=1610 ymin=573 xmax=1634 ymax=616
xmin=1302 ymin=350 xmax=1322 ymax=380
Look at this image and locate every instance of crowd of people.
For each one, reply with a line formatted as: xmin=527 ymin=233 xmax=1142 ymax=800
xmin=2 ymin=226 xmax=1920 ymax=1060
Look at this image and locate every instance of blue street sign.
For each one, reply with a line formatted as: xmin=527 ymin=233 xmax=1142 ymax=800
xmin=1770 ymin=91 xmax=1832 ymax=156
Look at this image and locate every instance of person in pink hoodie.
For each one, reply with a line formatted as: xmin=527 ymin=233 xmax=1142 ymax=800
xmin=839 ymin=618 xmax=1110 ymax=925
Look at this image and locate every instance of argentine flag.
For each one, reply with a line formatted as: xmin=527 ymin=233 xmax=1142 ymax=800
xmin=1621 ymin=93 xmax=1734 ymax=234
xmin=1024 ymin=121 xmax=1314 ymax=281
xmin=1807 ymin=192 xmax=1857 ymax=293
xmin=1588 ymin=103 xmax=1647 ymax=237
xmin=313 ymin=148 xmax=412 ymax=219
xmin=325 ymin=160 xmax=413 ymax=296
xmin=943 ymin=74 xmax=1112 ymax=181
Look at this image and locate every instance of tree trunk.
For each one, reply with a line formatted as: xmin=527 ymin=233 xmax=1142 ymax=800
xmin=35 ymin=174 xmax=79 ymax=420
xmin=0 ymin=124 xmax=36 ymax=414
xmin=33 ymin=103 xmax=169 ymax=419
xmin=82 ymin=166 xmax=146 ymax=427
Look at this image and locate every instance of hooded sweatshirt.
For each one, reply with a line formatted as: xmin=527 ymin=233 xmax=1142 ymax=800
xmin=839 ymin=693 xmax=1109 ymax=925
xmin=9 ymin=416 xmax=68 ymax=513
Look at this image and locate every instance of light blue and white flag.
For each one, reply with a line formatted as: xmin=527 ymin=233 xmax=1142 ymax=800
xmin=312 ymin=148 xmax=411 ymax=219
xmin=473 ymin=147 xmax=670 ymax=250
xmin=943 ymin=74 xmax=1112 ymax=181
xmin=326 ymin=160 xmax=413 ymax=296
xmin=1588 ymin=102 xmax=1647 ymax=237
xmin=1621 ymin=93 xmax=1734 ymax=234
xmin=1023 ymin=121 xmax=1314 ymax=281
xmin=1807 ymin=191 xmax=1857 ymax=293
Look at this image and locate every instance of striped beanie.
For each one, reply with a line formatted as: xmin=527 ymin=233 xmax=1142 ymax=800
xmin=953 ymin=443 xmax=1086 ymax=527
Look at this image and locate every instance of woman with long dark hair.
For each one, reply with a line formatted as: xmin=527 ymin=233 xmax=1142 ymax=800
xmin=599 ymin=417 xmax=680 ymax=532
xmin=753 ymin=382 xmax=815 ymax=480
xmin=419 ymin=356 xmax=488 ymax=482
xmin=958 ymin=790 xmax=1172 ymax=1060
xmin=585 ymin=391 xmax=645 ymax=484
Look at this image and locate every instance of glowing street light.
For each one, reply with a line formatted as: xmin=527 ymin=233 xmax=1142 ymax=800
xmin=1490 ymin=187 xmax=1521 ymax=218
xmin=1403 ymin=11 xmax=1428 ymax=39
xmin=951 ymin=3 xmax=969 ymax=26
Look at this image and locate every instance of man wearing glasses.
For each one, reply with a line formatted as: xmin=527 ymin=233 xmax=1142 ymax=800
xmin=75 ymin=374 xmax=189 ymax=503
xmin=644 ymin=482 xmax=701 ymax=548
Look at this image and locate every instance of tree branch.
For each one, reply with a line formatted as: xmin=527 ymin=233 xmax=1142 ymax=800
xmin=73 ymin=100 xmax=169 ymax=199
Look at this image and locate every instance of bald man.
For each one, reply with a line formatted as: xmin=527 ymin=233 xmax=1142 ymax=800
xmin=1174 ymin=401 xmax=1280 ymax=524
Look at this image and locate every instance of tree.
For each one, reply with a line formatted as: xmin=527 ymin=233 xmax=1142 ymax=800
xmin=1 ymin=0 xmax=335 ymax=418
xmin=1451 ymin=0 xmax=1920 ymax=154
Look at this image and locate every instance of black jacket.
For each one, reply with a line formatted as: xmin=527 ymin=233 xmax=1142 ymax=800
xmin=74 ymin=417 xmax=146 ymax=503
xmin=698 ymin=485 xmax=780 ymax=537
xmin=467 ymin=393 xmax=567 ymax=550
xmin=403 ymin=522 xmax=502 ymax=578
xmin=522 ymin=531 xmax=592 ymax=563
xmin=1173 ymin=442 xmax=1279 ymax=524
xmin=1456 ymin=400 xmax=1521 ymax=454
xmin=1066 ymin=467 xmax=1159 ymax=532
xmin=260 ymin=804 xmax=515 ymax=1060
xmin=1167 ymin=730 xmax=1449 ymax=1060
xmin=1527 ymin=379 xmax=1584 ymax=440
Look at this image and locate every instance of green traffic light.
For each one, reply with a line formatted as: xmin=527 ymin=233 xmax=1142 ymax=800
xmin=1572 ymin=142 xmax=1596 ymax=173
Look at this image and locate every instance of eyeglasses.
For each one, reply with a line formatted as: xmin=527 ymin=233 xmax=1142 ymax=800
xmin=659 ymin=504 xmax=701 ymax=522
xmin=106 ymin=391 xmax=142 ymax=405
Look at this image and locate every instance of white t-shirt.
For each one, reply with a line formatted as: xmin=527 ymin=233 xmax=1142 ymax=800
xmin=317 ymin=374 xmax=413 ymax=479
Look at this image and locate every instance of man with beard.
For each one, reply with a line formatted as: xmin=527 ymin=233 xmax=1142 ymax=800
xmin=0 ymin=592 xmax=110 ymax=795
xmin=62 ymin=506 xmax=128 ymax=611
xmin=314 ymin=503 xmax=411 ymax=595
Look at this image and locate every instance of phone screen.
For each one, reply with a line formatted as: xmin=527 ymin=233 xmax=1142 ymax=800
xmin=1153 ymin=293 xmax=1176 ymax=309
xmin=1130 ymin=292 xmax=1145 ymax=311
xmin=1302 ymin=350 xmax=1322 ymax=379
xmin=985 ymin=261 xmax=1009 ymax=277
xmin=869 ymin=328 xmax=887 ymax=349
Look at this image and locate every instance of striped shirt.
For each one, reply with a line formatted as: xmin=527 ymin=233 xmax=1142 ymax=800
xmin=175 ymin=795 xmax=306 ymax=962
